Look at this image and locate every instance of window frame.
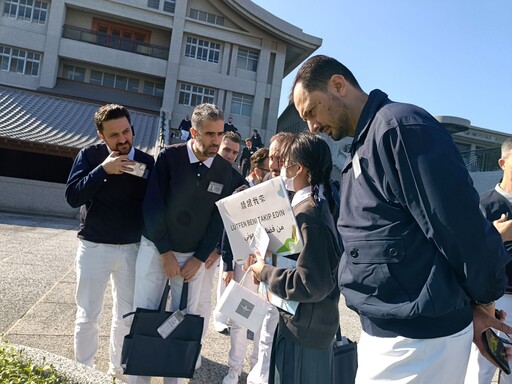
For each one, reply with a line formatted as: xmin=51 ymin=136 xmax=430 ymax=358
xmin=236 ymin=48 xmax=259 ymax=72
xmin=3 ymin=0 xmax=48 ymax=24
xmin=178 ymin=82 xmax=215 ymax=106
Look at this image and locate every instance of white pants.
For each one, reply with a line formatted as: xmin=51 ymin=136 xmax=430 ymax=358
xmin=356 ymin=323 xmax=474 ymax=383
xmin=128 ymin=237 xmax=205 ymax=384
xmin=227 ymin=263 xmax=261 ymax=370
xmin=213 ymin=262 xmax=230 ymax=330
xmin=247 ymin=302 xmax=279 ymax=384
xmin=180 ymin=130 xmax=189 ymax=141
xmin=465 ymin=294 xmax=512 ymax=384
xmin=196 ymin=253 xmax=220 ymax=341
xmin=74 ymin=239 xmax=139 ymax=374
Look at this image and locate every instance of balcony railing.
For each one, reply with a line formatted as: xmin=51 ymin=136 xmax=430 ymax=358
xmin=62 ymin=25 xmax=169 ymax=60
xmin=460 ymin=146 xmax=501 ymax=172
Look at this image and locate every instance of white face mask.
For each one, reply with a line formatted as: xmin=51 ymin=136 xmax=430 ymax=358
xmin=280 ymin=166 xmax=296 ymax=192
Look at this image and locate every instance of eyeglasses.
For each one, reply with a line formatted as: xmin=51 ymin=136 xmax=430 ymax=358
xmin=257 ymin=167 xmax=270 ymax=172
xmin=284 ymin=163 xmax=297 ymax=169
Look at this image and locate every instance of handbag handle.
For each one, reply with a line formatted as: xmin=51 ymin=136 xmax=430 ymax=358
xmin=336 ymin=327 xmax=342 ymax=342
xmin=157 ymin=281 xmax=189 ymax=313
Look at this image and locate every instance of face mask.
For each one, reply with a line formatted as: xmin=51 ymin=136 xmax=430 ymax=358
xmin=280 ymin=166 xmax=296 ymax=192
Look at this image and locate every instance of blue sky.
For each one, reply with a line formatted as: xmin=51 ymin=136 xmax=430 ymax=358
xmin=252 ymin=0 xmax=512 ymax=134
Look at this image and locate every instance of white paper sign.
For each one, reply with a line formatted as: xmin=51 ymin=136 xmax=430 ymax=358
xmin=216 ymin=177 xmax=303 ymax=265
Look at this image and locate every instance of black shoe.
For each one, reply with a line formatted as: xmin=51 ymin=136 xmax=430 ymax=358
xmin=247 ymin=330 xmax=254 ymax=340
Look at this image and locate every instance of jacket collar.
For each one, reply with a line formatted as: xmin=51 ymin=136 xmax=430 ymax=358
xmin=350 ymin=89 xmax=389 ymax=156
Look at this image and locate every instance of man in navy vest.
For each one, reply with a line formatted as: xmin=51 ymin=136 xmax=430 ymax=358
xmin=130 ymin=103 xmax=240 ymax=384
xmin=66 ymin=104 xmax=154 ymax=380
xmin=465 ymin=138 xmax=512 ymax=383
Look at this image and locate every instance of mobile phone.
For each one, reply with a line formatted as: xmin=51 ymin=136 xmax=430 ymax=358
xmin=123 ymin=161 xmax=148 ymax=178
xmin=482 ymin=328 xmax=511 ymax=374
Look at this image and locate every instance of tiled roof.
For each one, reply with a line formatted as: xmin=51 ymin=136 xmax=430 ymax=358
xmin=0 ymin=86 xmax=160 ymax=156
xmin=40 ymin=79 xmax=162 ymax=113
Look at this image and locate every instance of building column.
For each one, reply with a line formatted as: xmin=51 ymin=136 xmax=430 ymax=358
xmin=39 ymin=0 xmax=66 ymax=88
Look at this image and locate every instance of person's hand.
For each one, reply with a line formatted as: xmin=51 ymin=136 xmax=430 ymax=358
xmin=472 ymin=303 xmax=512 ymax=365
xmin=181 ymin=256 xmax=202 ymax=281
xmin=101 ymin=152 xmax=135 ymax=175
xmin=493 ymin=214 xmax=512 ymax=241
xmin=222 ymin=271 xmax=234 ymax=286
xmin=234 ymin=184 xmax=249 ymax=194
xmin=249 ymin=252 xmax=265 ymax=283
xmin=161 ymin=251 xmax=180 ymax=279
xmin=205 ymin=251 xmax=220 ymax=270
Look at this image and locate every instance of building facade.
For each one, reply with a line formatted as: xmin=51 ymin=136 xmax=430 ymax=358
xmin=1 ymin=0 xmax=321 ymax=151
xmin=0 ymin=0 xmax=321 ymax=216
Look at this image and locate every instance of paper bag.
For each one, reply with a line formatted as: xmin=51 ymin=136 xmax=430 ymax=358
xmin=216 ymin=273 xmax=271 ymax=332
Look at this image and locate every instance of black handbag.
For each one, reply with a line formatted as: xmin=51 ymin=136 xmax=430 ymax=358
xmin=333 ymin=327 xmax=358 ymax=384
xmin=121 ymin=281 xmax=203 ymax=378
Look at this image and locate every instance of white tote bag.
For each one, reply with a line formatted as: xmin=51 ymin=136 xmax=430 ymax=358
xmin=216 ymin=270 xmax=271 ymax=332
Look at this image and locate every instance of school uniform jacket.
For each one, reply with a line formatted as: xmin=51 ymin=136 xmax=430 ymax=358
xmin=259 ymin=196 xmax=341 ymax=349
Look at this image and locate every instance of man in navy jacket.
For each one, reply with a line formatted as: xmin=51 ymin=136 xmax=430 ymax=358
xmin=291 ymin=55 xmax=512 ymax=383
xmin=66 ymin=104 xmax=154 ymax=379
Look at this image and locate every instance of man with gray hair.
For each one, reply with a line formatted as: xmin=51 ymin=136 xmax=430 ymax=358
xmin=465 ymin=138 xmax=512 ymax=383
xmin=130 ymin=103 xmax=240 ymax=384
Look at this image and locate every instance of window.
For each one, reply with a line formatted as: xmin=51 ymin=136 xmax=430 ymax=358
xmin=3 ymin=0 xmax=48 ymax=24
xmin=189 ymin=8 xmax=224 ymax=26
xmin=178 ymin=83 xmax=215 ymax=106
xmin=90 ymin=69 xmax=140 ymax=92
xmin=231 ymin=93 xmax=253 ymax=117
xmin=143 ymin=81 xmax=164 ymax=97
xmin=0 ymin=45 xmax=40 ymax=76
xmin=237 ymin=48 xmax=259 ymax=72
xmin=163 ymin=0 xmax=175 ymax=13
xmin=62 ymin=64 xmax=86 ymax=82
xmin=147 ymin=0 xmax=159 ymax=10
xmin=185 ymin=37 xmax=220 ymax=64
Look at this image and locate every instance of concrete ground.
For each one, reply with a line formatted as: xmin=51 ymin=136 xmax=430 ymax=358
xmin=0 ymin=211 xmax=498 ymax=383
xmin=0 ymin=211 xmax=360 ymax=383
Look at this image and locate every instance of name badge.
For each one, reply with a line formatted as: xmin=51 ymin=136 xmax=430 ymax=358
xmin=207 ymin=181 xmax=224 ymax=194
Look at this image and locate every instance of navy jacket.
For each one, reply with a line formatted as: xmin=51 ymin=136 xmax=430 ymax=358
xmin=338 ymin=89 xmax=510 ymax=338
xmin=65 ymin=143 xmax=154 ymax=244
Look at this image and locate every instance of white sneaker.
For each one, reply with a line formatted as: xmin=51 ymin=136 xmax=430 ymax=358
xmin=214 ymin=321 xmax=230 ymax=334
xmin=222 ymin=367 xmax=241 ymax=384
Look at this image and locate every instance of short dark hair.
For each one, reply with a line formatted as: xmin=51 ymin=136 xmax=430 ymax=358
xmin=290 ymin=55 xmax=361 ymax=102
xmin=94 ymin=104 xmax=131 ymax=133
xmin=223 ymin=131 xmax=241 ymax=144
xmin=250 ymin=147 xmax=269 ymax=171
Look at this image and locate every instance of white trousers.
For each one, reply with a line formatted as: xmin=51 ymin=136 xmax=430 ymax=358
xmin=465 ymin=294 xmax=512 ymax=384
xmin=227 ymin=263 xmax=261 ymax=370
xmin=196 ymin=254 xmax=220 ymax=341
xmin=180 ymin=130 xmax=189 ymax=141
xmin=213 ymin=262 xmax=230 ymax=330
xmin=356 ymin=323 xmax=473 ymax=383
xmin=128 ymin=236 xmax=205 ymax=384
xmin=74 ymin=239 xmax=139 ymax=374
xmin=247 ymin=302 xmax=279 ymax=384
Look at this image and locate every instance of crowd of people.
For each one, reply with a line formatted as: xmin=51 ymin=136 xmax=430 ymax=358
xmin=66 ymin=54 xmax=512 ymax=384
